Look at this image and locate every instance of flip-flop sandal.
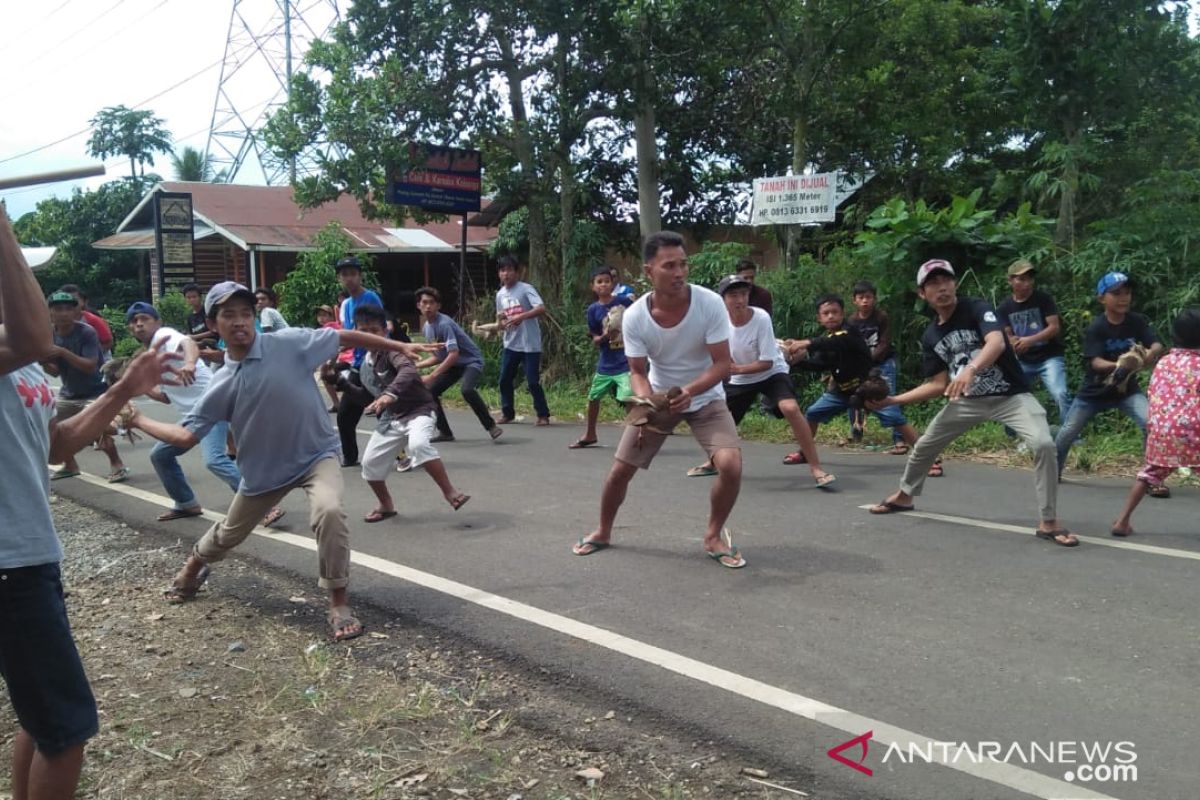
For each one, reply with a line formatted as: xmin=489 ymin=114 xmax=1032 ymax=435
xmin=107 ymin=467 xmax=131 ymax=483
xmin=814 ymin=472 xmax=837 ymax=489
xmin=260 ymin=507 xmax=286 ymax=527
xmin=869 ymin=500 xmax=915 ymax=514
xmin=50 ymin=468 xmax=81 ymax=481
xmin=568 ymin=438 xmax=598 ymax=449
xmin=328 ymin=607 xmax=364 ymax=642
xmin=1035 ymin=528 xmax=1080 ymax=547
xmin=1148 ymin=485 xmax=1171 ymax=499
xmin=885 ymin=444 xmax=910 ymax=455
xmin=686 ymin=465 xmax=718 ymax=477
xmin=1110 ymin=526 xmax=1133 ymax=537
xmin=782 ymin=451 xmax=808 ymax=465
xmin=706 ymin=546 xmax=746 ymax=569
xmin=449 ymin=494 xmax=470 ymax=511
xmin=364 ymin=509 xmax=398 ymax=523
xmin=572 ymin=537 xmax=611 ymax=556
xmin=164 ymin=565 xmax=211 ymax=604
xmin=927 ymin=461 xmax=944 ymax=478
xmin=157 ymin=508 xmax=203 ymax=522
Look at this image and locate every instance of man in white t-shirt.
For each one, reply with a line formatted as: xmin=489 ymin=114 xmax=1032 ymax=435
xmin=126 ymin=303 xmax=283 ymax=526
xmin=684 ymin=275 xmax=835 ymax=489
xmin=571 ymin=231 xmax=747 ymax=568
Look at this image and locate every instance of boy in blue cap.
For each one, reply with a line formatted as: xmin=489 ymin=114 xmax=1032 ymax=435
xmin=1054 ymin=272 xmax=1165 ymax=490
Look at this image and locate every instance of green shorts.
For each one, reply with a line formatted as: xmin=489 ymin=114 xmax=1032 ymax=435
xmin=588 ymin=371 xmax=632 ymax=402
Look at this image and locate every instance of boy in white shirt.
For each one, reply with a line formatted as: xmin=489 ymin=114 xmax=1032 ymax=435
xmin=684 ymin=275 xmax=834 ymax=488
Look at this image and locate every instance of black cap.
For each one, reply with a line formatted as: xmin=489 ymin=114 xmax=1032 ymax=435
xmin=335 ymin=255 xmax=362 ymax=272
xmin=716 ymin=274 xmax=753 ymax=295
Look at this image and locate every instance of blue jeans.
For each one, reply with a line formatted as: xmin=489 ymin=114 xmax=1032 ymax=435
xmin=846 ymin=357 xmax=902 ymax=443
xmin=151 ymin=421 xmax=240 ymax=509
xmin=1054 ymin=393 xmax=1148 ymax=477
xmin=1004 ymin=355 xmax=1072 ymax=437
xmin=499 ymin=348 xmax=550 ymax=419
xmin=809 ymin=389 xmax=908 ymax=428
xmin=1020 ymin=356 xmax=1072 ymax=422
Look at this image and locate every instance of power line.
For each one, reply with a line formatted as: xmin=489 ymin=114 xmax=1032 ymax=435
xmin=0 ymin=94 xmax=279 ymax=198
xmin=0 ymin=35 xmax=264 ymax=168
xmin=0 ymin=0 xmax=79 ymax=50
xmin=18 ymin=0 xmax=131 ymax=68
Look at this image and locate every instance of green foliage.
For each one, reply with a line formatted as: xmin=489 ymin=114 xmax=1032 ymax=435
xmin=685 ymin=241 xmax=751 ymax=290
xmin=275 ymin=224 xmax=376 ymax=326
xmin=170 ymin=146 xmax=226 ymax=183
xmin=87 ymin=105 xmax=173 ymax=182
xmin=113 ymin=336 xmax=143 ymax=359
xmin=156 ymin=290 xmax=190 ymax=331
xmin=16 ymin=180 xmax=147 ymax=309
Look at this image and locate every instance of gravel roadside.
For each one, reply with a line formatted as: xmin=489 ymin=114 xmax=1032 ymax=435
xmin=0 ymin=496 xmax=807 ymax=799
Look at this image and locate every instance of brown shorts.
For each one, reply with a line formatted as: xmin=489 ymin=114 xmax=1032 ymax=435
xmin=54 ymin=396 xmax=96 ymax=421
xmin=614 ymin=399 xmax=741 ymax=470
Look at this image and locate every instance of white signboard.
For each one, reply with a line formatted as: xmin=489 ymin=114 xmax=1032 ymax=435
xmin=751 ymin=172 xmax=836 ymax=226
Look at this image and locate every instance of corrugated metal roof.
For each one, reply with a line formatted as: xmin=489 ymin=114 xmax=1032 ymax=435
xmin=106 ymin=182 xmax=497 ymax=253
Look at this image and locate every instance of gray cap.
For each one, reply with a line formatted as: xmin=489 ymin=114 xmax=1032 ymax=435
xmin=204 ymin=281 xmax=255 ymax=316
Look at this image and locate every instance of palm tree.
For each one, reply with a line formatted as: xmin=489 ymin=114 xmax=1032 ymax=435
xmin=171 ymin=146 xmax=221 ymax=182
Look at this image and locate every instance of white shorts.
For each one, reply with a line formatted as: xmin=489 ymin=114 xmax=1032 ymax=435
xmin=361 ymin=413 xmax=439 ymax=481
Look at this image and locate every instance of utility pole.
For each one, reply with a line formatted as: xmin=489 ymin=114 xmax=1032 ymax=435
xmin=205 ymin=0 xmax=340 ymax=185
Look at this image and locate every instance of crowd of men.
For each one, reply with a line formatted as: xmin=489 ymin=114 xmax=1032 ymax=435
xmin=3 ymin=205 xmax=1197 ymax=798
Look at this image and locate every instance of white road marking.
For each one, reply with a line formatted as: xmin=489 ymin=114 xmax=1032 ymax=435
xmin=70 ymin=473 xmax=1117 ymax=800
xmin=857 ymin=504 xmax=1200 ymax=562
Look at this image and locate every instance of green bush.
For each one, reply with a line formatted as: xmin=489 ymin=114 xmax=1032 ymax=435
xmin=686 ymin=241 xmax=751 ymax=290
xmin=156 ymin=290 xmax=190 ymax=331
xmin=276 ymin=223 xmax=377 ymax=327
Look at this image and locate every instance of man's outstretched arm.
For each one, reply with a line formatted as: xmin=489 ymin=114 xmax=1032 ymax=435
xmin=50 ymin=344 xmax=183 ymax=461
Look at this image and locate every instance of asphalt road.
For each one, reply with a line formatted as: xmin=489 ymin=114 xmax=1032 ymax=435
xmin=52 ymin=402 xmax=1199 ymax=800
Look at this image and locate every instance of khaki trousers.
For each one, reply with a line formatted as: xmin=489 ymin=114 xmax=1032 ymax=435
xmin=899 ymin=393 xmax=1059 ymax=522
xmin=193 ymin=456 xmax=350 ymax=589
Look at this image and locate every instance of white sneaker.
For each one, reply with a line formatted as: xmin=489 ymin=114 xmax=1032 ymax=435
xmin=396 ymin=455 xmax=414 ymax=472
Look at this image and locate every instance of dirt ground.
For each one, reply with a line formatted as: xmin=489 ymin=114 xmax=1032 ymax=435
xmin=0 ymin=497 xmax=810 ymax=800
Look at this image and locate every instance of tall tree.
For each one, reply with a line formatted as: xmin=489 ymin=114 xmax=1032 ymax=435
xmin=1006 ymin=0 xmax=1200 ymax=249
xmin=15 ymin=180 xmax=147 ymax=306
xmin=86 ymin=105 xmax=173 ymax=183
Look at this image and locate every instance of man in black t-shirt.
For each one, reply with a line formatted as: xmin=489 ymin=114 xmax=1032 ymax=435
xmin=867 ymin=259 xmax=1079 ymax=547
xmin=996 ymin=260 xmax=1071 ymax=424
xmin=782 ymin=293 xmax=921 ymax=465
xmin=183 ymin=283 xmax=219 ymax=362
xmin=1054 ymin=271 xmax=1163 ymax=485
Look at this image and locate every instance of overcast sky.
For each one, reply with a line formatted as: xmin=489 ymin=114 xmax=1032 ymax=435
xmin=0 ymin=0 xmax=342 ymax=220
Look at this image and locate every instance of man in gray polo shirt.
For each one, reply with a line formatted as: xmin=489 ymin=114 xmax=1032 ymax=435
xmin=129 ymin=282 xmax=434 ymax=641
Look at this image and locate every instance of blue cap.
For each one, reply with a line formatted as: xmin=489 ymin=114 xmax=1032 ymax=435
xmin=1096 ymin=272 xmax=1130 ymax=295
xmin=125 ymin=301 xmax=160 ymax=323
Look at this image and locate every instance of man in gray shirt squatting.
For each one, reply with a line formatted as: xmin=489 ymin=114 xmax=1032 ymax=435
xmin=129 ymin=281 xmax=434 ymax=641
